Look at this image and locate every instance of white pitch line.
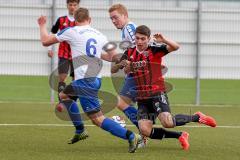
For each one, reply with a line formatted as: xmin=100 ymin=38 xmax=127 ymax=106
xmin=0 ymin=124 xmax=240 ymax=128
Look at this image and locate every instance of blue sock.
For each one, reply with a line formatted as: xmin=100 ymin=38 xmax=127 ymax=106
xmin=101 ymin=118 xmax=134 ymax=141
xmin=62 ymin=100 xmax=84 ymax=134
xmin=123 ymin=106 xmax=138 ymax=128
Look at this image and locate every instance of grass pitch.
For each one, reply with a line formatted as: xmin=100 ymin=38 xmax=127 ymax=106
xmin=0 ymin=103 xmax=240 ymax=160
xmin=0 ymin=76 xmax=240 ymax=160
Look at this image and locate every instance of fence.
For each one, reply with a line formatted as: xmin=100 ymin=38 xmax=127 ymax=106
xmin=0 ymin=0 xmax=240 ymax=104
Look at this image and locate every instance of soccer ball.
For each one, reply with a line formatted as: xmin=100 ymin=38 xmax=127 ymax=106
xmin=111 ymin=115 xmax=126 ymax=128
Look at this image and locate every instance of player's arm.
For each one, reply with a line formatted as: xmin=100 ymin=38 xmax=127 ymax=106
xmin=47 ymin=18 xmax=61 ymax=57
xmin=153 ymin=33 xmax=180 ymax=52
xmin=111 ymin=51 xmax=128 ymax=73
xmin=101 ymin=49 xmax=119 ymax=62
xmin=125 ymin=24 xmax=136 ymax=44
xmin=38 ymin=16 xmax=59 ymax=47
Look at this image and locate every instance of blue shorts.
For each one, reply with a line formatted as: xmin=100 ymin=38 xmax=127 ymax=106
xmin=70 ymin=78 xmax=101 ymax=113
xmin=119 ymin=75 xmax=137 ymax=102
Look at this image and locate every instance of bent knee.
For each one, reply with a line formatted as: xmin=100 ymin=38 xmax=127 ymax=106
xmin=89 ymin=113 xmax=105 ymax=127
xmin=159 ymin=113 xmax=175 ymax=128
xmin=59 ymin=92 xmax=69 ymax=100
xmin=139 ymin=125 xmax=152 ymax=137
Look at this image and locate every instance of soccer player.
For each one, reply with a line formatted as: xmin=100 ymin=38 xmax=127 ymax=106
xmin=113 ymin=25 xmax=216 ymax=150
xmin=47 ymin=0 xmax=85 ymax=144
xmin=108 ymin=3 xmax=145 ymax=146
xmin=38 ymin=7 xmax=141 ymax=153
xmin=48 ymin=0 xmax=80 ymax=96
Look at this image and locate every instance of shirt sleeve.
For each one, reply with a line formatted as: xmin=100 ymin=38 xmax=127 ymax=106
xmin=55 ymin=27 xmax=72 ymax=43
xmin=124 ymin=24 xmax=136 ymax=44
xmin=51 ymin=18 xmax=60 ymax=34
xmin=151 ymin=43 xmax=169 ymax=56
xmin=119 ymin=50 xmax=128 ymax=62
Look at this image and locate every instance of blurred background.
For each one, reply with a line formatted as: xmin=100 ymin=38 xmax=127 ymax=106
xmin=0 ymin=0 xmax=239 ymax=105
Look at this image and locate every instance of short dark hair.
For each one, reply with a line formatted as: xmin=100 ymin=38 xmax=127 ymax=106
xmin=67 ymin=0 xmax=80 ymax=4
xmin=74 ymin=7 xmax=90 ymax=23
xmin=135 ymin=25 xmax=151 ymax=37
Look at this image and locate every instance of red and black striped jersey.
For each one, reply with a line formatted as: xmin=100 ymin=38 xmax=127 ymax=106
xmin=121 ymin=43 xmax=169 ymax=99
xmin=51 ymin=15 xmax=75 ymax=59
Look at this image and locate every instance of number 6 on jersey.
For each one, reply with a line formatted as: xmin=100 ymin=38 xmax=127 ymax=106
xmin=86 ymin=38 xmax=97 ymax=57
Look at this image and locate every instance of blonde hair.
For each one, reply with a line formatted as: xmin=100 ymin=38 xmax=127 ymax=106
xmin=108 ymin=4 xmax=128 ymax=17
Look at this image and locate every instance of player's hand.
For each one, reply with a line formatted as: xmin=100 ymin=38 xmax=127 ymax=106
xmin=37 ymin=15 xmax=47 ymax=26
xmin=48 ymin=50 xmax=54 ymax=58
xmin=153 ymin=33 xmax=165 ymax=43
xmin=123 ymin=60 xmax=132 ymax=74
xmin=119 ymin=60 xmax=128 ymax=67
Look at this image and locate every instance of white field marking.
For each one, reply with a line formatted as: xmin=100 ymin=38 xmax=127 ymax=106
xmin=0 ymin=124 xmax=240 ymax=128
xmin=0 ymin=101 xmax=239 ymax=108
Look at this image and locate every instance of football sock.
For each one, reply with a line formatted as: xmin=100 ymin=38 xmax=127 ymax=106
xmin=173 ymin=114 xmax=200 ymax=126
xmin=101 ymin=118 xmax=134 ymax=141
xmin=58 ymin=82 xmax=66 ymax=93
xmin=58 ymin=82 xmax=66 ymax=102
xmin=123 ymin=106 xmax=138 ymax=128
xmin=62 ymin=100 xmax=84 ymax=134
xmin=150 ymin=128 xmax=181 ymax=139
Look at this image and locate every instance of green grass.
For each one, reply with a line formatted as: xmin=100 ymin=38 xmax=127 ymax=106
xmin=0 ymin=75 xmax=240 ymax=159
xmin=0 ymin=103 xmax=240 ymax=160
xmin=0 ymin=75 xmax=240 ymax=105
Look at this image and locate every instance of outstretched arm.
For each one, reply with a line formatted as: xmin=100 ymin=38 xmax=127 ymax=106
xmin=38 ymin=15 xmax=59 ymax=47
xmin=153 ymin=33 xmax=180 ymax=52
xmin=101 ymin=49 xmax=119 ymax=62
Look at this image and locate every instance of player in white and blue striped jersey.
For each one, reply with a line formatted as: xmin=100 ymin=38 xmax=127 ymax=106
xmin=38 ymin=7 xmax=141 ymax=153
xmin=109 ymin=4 xmax=148 ymax=148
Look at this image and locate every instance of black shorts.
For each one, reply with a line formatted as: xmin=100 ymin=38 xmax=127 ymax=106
xmin=137 ymin=92 xmax=171 ymax=123
xmin=58 ymin=58 xmax=74 ymax=77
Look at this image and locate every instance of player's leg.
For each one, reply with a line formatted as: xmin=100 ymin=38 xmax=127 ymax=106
xmin=151 ymin=93 xmax=211 ymax=128
xmin=117 ymin=95 xmax=138 ymax=127
xmin=58 ymin=83 xmax=87 ymax=144
xmin=86 ymin=110 xmax=140 ymax=153
xmin=69 ymin=60 xmax=75 ymax=81
xmin=58 ymin=58 xmax=70 ymax=98
xmin=118 ymin=77 xmax=138 ymax=128
xmin=155 ymin=93 xmax=216 ymax=127
xmin=137 ymin=101 xmax=189 ymax=150
xmin=78 ymin=78 xmax=141 ymax=153
xmin=117 ymin=77 xmax=148 ymax=148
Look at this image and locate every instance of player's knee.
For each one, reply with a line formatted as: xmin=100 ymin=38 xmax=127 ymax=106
xmin=59 ymin=92 xmax=69 ymax=100
xmin=161 ymin=118 xmax=174 ymax=128
xmin=138 ymin=121 xmax=152 ymax=137
xmin=88 ymin=112 xmax=105 ymax=127
xmin=159 ymin=113 xmax=174 ymax=128
xmin=162 ymin=121 xmax=174 ymax=128
xmin=139 ymin=125 xmax=152 ymax=137
xmin=116 ymin=102 xmax=128 ymax=111
xmin=59 ymin=73 xmax=68 ymax=82
xmin=116 ymin=96 xmax=131 ymax=111
xmin=91 ymin=119 xmax=101 ymax=126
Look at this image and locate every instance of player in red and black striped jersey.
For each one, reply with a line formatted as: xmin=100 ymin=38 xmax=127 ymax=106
xmin=122 ymin=41 xmax=169 ymax=99
xmin=113 ymin=25 xmax=217 ymax=150
xmin=48 ymin=0 xmax=79 ymax=95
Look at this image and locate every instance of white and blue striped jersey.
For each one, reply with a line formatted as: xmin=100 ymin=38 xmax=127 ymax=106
xmin=55 ymin=25 xmax=108 ymax=80
xmin=121 ymin=22 xmax=136 ymax=43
